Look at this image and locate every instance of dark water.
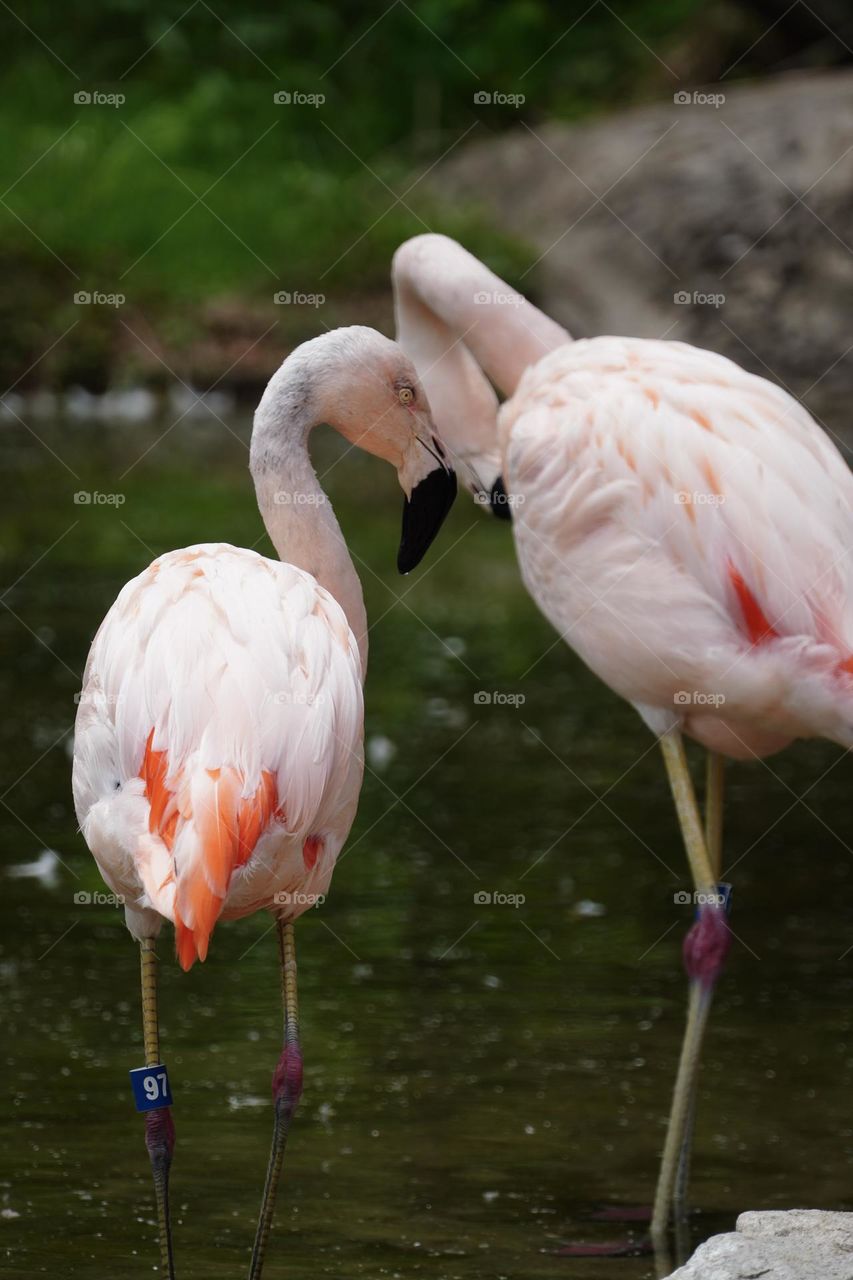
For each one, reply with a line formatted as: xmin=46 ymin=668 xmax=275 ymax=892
xmin=2 ymin=414 xmax=853 ymax=1279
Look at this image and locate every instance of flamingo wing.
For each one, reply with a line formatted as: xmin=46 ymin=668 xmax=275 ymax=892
xmin=502 ymin=337 xmax=853 ymax=748
xmin=73 ymin=544 xmax=364 ymax=967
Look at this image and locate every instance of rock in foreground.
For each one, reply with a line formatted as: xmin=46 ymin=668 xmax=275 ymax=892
xmin=665 ymin=1210 xmax=853 ymax=1279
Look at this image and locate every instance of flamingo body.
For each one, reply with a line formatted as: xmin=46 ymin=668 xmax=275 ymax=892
xmin=391 ymin=232 xmax=853 ymax=1244
xmin=501 ymin=336 xmax=853 ymax=758
xmin=73 ymin=544 xmax=364 ymax=969
xmin=69 ymin=326 xmax=457 ymax=1277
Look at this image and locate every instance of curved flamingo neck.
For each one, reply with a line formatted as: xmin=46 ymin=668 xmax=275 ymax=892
xmin=393 ymin=235 xmax=569 ymax=487
xmin=394 ymin=234 xmax=569 ymax=395
xmin=251 ymin=399 xmax=368 ymax=676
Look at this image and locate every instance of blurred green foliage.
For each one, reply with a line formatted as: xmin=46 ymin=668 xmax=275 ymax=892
xmin=2 ymin=0 xmax=850 ymax=387
xmin=3 ymin=1 xmax=703 ymax=287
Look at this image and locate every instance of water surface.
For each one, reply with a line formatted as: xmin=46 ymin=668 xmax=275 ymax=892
xmin=2 ymin=414 xmax=852 ymax=1278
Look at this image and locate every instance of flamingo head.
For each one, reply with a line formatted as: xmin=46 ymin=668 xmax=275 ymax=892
xmin=252 ymin=326 xmax=457 ymax=573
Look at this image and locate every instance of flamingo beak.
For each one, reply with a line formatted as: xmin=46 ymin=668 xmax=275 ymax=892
xmin=397 ymin=465 xmax=457 ymax=573
xmin=489 ymin=476 xmax=513 ymax=522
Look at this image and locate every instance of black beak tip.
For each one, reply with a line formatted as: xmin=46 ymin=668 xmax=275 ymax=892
xmin=397 ymin=467 xmax=458 ymax=574
xmin=490 ymin=476 xmax=513 ymax=522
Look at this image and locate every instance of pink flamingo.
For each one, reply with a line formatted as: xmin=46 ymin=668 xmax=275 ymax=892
xmin=393 ymin=234 xmax=853 ymax=1249
xmin=72 ymin=326 xmax=456 ymax=1280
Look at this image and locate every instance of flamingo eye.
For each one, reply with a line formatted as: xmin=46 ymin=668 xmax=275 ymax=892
xmin=398 ymin=386 xmax=415 ymax=405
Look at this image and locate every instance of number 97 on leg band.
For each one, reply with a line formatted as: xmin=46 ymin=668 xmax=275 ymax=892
xmin=129 ymin=1064 xmax=174 ymax=1111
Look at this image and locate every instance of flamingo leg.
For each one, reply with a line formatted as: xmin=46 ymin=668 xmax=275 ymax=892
xmin=704 ymin=752 xmax=725 ymax=879
xmin=139 ymin=938 xmax=176 ymax=1280
xmin=248 ymin=919 xmax=303 ymax=1280
xmin=671 ymin=751 xmax=726 ymax=1255
xmin=651 ymin=736 xmax=731 ymax=1254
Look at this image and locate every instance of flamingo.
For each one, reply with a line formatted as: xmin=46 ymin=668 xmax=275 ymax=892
xmin=71 ymin=326 xmax=457 ymax=1280
xmin=393 ymin=233 xmax=853 ymax=1252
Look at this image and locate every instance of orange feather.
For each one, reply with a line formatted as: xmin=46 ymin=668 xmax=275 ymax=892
xmin=141 ymin=735 xmax=279 ymax=969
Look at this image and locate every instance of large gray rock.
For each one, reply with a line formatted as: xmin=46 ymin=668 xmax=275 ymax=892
xmin=430 ymin=71 xmax=853 ymax=438
xmin=665 ymin=1210 xmax=853 ymax=1278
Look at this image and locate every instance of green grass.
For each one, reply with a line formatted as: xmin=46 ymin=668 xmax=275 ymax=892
xmin=1 ymin=0 xmax=717 ymax=388
xmin=1 ymin=67 xmax=535 ymax=389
